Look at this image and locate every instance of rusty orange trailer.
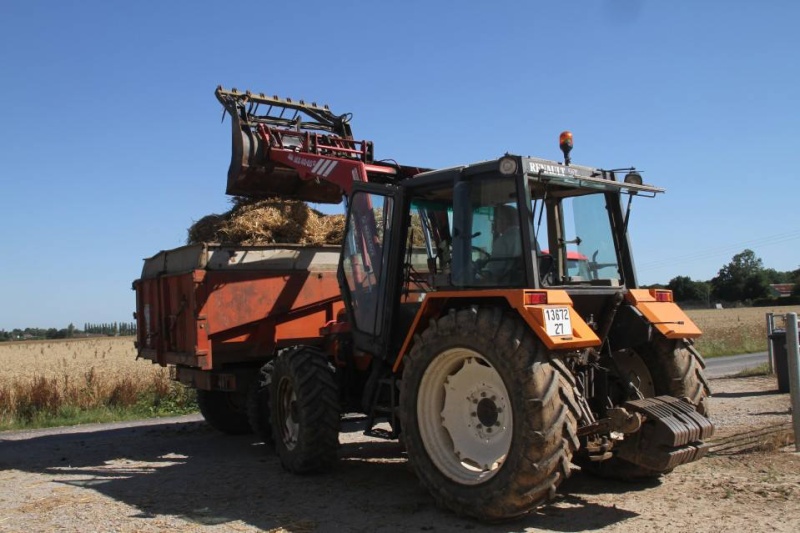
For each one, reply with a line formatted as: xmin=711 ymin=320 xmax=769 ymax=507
xmin=133 ymin=243 xmax=344 ymax=391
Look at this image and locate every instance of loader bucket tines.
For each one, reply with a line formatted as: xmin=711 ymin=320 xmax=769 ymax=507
xmin=215 ymin=86 xmax=373 ymax=202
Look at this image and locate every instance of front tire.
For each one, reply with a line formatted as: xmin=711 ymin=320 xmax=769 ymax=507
xmin=581 ymin=336 xmax=712 ymax=480
xmin=399 ymin=307 xmax=579 ymax=521
xmin=646 ymin=336 xmax=711 ymax=416
xmin=270 ymin=347 xmax=340 ymax=473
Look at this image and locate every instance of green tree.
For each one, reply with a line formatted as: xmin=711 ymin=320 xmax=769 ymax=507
xmin=764 ymin=268 xmax=791 ymax=284
xmin=667 ymin=276 xmax=710 ymax=303
xmin=711 ymin=249 xmax=770 ymax=302
xmin=790 ymin=267 xmax=800 ymax=297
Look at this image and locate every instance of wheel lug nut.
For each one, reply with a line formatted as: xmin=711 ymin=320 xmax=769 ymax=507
xmin=481 ymin=392 xmax=486 ymax=397
xmin=487 ymin=427 xmax=493 ymax=433
xmin=471 ymin=412 xmax=477 ymax=417
xmin=476 ymin=424 xmax=483 ymax=429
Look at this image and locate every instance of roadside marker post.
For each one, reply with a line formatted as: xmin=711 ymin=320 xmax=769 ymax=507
xmin=766 ymin=313 xmax=775 ymax=374
xmin=786 ymin=313 xmax=800 ymax=452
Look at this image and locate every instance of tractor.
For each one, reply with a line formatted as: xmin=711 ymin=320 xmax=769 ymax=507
xmin=133 ymin=87 xmax=713 ymax=521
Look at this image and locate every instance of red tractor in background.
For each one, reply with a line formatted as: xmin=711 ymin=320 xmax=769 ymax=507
xmin=133 ymin=87 xmax=713 ymax=521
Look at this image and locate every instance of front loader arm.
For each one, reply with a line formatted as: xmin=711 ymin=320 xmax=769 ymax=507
xmin=215 ymin=86 xmax=413 ymax=202
xmin=215 ymin=86 xmax=428 ymax=344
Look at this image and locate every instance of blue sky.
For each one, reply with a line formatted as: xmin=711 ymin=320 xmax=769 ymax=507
xmin=1 ymin=1 xmax=798 ymax=329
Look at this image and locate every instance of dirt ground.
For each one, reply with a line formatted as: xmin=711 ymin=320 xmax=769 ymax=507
xmin=0 ymin=375 xmax=797 ymax=533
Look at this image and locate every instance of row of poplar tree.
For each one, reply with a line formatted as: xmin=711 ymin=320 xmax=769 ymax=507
xmin=83 ymin=322 xmax=137 ymax=336
xmin=0 ymin=323 xmax=137 ymax=341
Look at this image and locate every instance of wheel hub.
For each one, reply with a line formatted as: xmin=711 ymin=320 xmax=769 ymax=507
xmin=437 ymin=356 xmax=512 ymax=474
xmin=613 ymin=349 xmax=656 ymax=398
xmin=476 ymin=397 xmax=499 ymax=427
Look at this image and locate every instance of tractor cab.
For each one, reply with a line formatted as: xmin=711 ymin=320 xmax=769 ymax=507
xmin=338 ymin=149 xmax=665 ymax=361
xmin=398 ymin=154 xmax=663 ymax=292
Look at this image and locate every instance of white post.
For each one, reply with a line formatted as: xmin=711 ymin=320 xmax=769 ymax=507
xmin=766 ymin=312 xmax=775 ymax=374
xmin=785 ymin=313 xmax=800 ymax=452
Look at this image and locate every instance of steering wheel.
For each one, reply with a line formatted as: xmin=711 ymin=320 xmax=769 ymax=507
xmin=589 ymin=250 xmax=618 ymax=280
xmin=471 ymin=246 xmax=491 ymax=274
xmin=472 ymin=246 xmax=490 ymax=264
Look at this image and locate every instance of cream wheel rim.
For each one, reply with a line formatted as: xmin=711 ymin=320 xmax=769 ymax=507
xmin=417 ymin=348 xmax=512 ymax=485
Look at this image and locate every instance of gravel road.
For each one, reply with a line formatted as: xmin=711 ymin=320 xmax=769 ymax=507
xmin=0 ymin=375 xmax=797 ymax=533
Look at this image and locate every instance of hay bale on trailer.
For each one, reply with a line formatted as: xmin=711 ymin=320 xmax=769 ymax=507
xmin=187 ymin=198 xmax=346 ymax=246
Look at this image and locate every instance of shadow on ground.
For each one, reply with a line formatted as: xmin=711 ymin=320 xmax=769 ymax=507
xmin=0 ymin=418 xmax=645 ymax=532
xmin=713 ymin=389 xmax=783 ymax=399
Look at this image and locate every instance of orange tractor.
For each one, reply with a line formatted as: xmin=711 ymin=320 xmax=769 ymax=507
xmin=133 ymin=87 xmax=713 ymax=520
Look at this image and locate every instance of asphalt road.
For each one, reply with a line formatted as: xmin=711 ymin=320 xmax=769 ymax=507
xmin=704 ymin=351 xmax=769 ymax=379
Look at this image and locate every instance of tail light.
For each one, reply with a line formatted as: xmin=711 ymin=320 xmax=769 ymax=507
xmin=649 ymin=289 xmax=674 ymax=303
xmin=524 ymin=291 xmax=548 ymax=305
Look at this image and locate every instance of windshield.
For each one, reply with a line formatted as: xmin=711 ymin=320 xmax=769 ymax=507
xmin=532 ymin=188 xmax=622 ymax=286
xmin=406 ymin=170 xmax=629 ymax=290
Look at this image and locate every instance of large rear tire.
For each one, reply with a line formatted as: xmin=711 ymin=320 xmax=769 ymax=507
xmin=196 ymin=389 xmax=252 ymax=435
xmin=399 ymin=307 xmax=580 ymax=521
xmin=270 ymin=347 xmax=340 ymax=473
xmin=582 ymin=336 xmax=711 ymax=480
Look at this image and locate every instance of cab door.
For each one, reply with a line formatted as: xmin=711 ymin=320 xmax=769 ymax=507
xmin=338 ymin=183 xmax=404 ymax=358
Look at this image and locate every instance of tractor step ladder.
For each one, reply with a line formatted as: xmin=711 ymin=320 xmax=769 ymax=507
xmin=364 ymin=377 xmax=399 ymax=440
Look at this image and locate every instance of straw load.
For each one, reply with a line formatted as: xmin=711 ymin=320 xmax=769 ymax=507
xmin=187 ymin=197 xmax=345 ymax=246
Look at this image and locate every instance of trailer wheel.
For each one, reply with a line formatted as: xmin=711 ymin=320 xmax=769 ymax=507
xmin=247 ymin=362 xmax=274 ymax=446
xmin=270 ymin=347 xmax=340 ymax=473
xmin=582 ymin=336 xmax=711 ymax=480
xmin=196 ymin=389 xmax=252 ymax=435
xmin=399 ymin=307 xmax=580 ymax=521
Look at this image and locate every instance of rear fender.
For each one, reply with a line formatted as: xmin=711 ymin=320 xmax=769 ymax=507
xmin=625 ymin=289 xmax=702 ymax=339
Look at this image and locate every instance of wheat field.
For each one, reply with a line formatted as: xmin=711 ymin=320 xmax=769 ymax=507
xmin=686 ymin=304 xmax=800 ymax=357
xmin=0 ymin=337 xmax=186 ymax=428
xmin=0 ymin=337 xmax=158 ymax=382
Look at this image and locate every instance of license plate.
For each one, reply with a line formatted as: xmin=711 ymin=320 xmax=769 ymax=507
xmin=543 ymin=307 xmax=572 ymax=337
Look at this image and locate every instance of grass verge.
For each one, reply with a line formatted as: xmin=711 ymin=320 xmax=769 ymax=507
xmin=694 ymin=336 xmax=768 ymax=359
xmin=732 ymin=362 xmax=772 ymax=378
xmin=0 ymin=370 xmax=197 ymax=432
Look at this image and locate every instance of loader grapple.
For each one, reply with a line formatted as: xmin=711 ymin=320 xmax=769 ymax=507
xmin=616 ymin=396 xmax=715 ymax=471
xmin=216 ymin=86 xmax=373 ymax=203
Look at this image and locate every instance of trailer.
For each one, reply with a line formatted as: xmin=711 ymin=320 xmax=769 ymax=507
xmin=134 ymin=243 xmax=345 ymax=432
